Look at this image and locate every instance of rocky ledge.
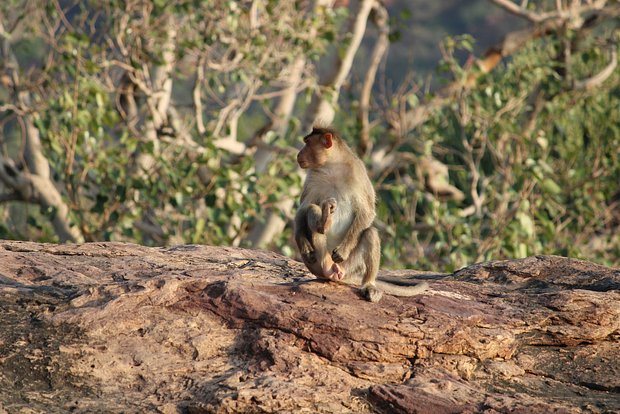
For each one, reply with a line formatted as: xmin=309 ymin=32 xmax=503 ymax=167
xmin=0 ymin=241 xmax=618 ymax=413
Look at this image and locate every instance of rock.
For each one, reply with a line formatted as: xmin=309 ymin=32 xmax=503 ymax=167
xmin=0 ymin=241 xmax=618 ymax=413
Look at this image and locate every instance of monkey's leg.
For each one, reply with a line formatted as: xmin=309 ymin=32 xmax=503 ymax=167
xmin=301 ymin=204 xmax=331 ymax=276
xmin=318 ymin=198 xmax=344 ymax=280
xmin=306 ymin=204 xmax=323 ymax=235
xmin=307 ymin=201 xmax=345 ymax=280
xmin=295 ymin=205 xmax=317 ymax=264
xmin=317 ymin=198 xmax=337 ymax=234
xmin=343 ymin=226 xmax=382 ymax=302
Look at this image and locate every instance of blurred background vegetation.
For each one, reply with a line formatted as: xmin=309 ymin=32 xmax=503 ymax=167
xmin=1 ymin=0 xmax=619 ymax=272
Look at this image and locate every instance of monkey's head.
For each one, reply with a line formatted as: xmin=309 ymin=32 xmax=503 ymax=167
xmin=297 ymin=127 xmax=337 ymax=169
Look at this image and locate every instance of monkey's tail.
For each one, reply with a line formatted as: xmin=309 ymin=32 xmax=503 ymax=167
xmin=375 ymin=280 xmax=429 ymax=297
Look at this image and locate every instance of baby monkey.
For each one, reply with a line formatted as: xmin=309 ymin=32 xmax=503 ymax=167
xmin=294 ymin=127 xmax=428 ymax=302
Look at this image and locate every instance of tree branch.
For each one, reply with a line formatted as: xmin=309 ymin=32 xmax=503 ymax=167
xmin=0 ymin=19 xmax=83 ymax=243
xmin=357 ymin=1 xmax=389 ymax=156
xmin=244 ymin=0 xmax=341 ymax=248
xmin=243 ymin=56 xmax=306 ymax=247
xmin=0 ymin=191 xmax=21 ymax=203
xmin=193 ymin=56 xmax=206 ymax=135
xmin=490 ymin=0 xmax=610 ymax=23
xmin=303 ymin=0 xmax=374 ymax=127
xmin=574 ymin=46 xmax=618 ymax=90
xmin=388 ymin=2 xmax=619 ymax=137
xmin=490 ymin=0 xmax=556 ymax=22
xmin=0 ymin=155 xmax=83 ymax=242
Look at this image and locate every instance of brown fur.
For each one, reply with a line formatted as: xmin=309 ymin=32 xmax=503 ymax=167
xmin=294 ymin=127 xmax=427 ymax=302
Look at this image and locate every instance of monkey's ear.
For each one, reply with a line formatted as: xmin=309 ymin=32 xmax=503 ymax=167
xmin=322 ymin=132 xmax=333 ymax=149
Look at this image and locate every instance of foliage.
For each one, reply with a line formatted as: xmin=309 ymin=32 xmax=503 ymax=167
xmin=378 ymin=33 xmax=620 ymax=271
xmin=1 ymin=1 xmax=619 ymax=272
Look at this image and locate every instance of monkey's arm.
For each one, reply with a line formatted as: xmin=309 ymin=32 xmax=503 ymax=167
xmin=294 ymin=205 xmax=316 ymax=264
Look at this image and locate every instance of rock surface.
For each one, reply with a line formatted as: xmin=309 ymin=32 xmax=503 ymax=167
xmin=0 ymin=240 xmax=618 ymax=413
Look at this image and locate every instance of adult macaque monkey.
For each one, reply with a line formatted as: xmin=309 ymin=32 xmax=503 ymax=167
xmin=294 ymin=127 xmax=428 ymax=302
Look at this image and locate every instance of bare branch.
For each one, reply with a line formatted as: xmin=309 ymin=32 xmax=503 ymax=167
xmin=242 ymin=58 xmax=307 ymax=247
xmin=0 ymin=191 xmax=21 ymax=203
xmin=574 ymin=46 xmax=618 ymax=90
xmin=0 ymin=103 xmax=24 ymax=115
xmin=303 ymin=0 xmax=374 ymax=127
xmin=0 ymin=155 xmax=83 ymax=242
xmin=490 ymin=0 xmax=609 ymax=23
xmin=193 ymin=56 xmax=206 ymax=135
xmin=390 ymin=2 xmax=619 ymax=136
xmin=51 ymin=0 xmax=75 ymax=32
xmin=358 ymin=1 xmax=389 ymax=156
xmin=0 ymin=18 xmax=83 ymax=243
xmin=244 ymin=0 xmax=341 ymax=248
xmin=490 ymin=0 xmax=552 ymax=22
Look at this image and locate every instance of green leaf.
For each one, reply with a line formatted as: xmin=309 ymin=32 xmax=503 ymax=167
xmin=192 ymin=218 xmax=206 ymax=244
xmin=541 ymin=178 xmax=561 ymax=195
xmin=388 ymin=30 xmax=401 ymax=43
xmin=516 ymin=212 xmax=535 ymax=237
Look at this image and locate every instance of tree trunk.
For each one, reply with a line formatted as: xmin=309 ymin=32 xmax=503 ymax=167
xmin=357 ymin=2 xmax=389 ymax=156
xmin=244 ymin=57 xmax=306 ymax=247
xmin=0 ymin=20 xmax=83 ymax=243
xmin=245 ymin=0 xmax=372 ymax=248
xmin=303 ymin=0 xmax=375 ymax=129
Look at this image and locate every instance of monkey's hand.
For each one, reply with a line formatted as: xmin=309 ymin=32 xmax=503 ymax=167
xmin=331 ymin=247 xmax=345 ymax=263
xmin=298 ymin=237 xmax=317 ymax=264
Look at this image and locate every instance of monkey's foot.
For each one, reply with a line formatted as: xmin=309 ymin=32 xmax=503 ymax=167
xmin=321 ymin=197 xmax=337 ymax=214
xmin=317 ymin=198 xmax=337 ymax=234
xmin=327 ymin=263 xmax=345 ymax=281
xmin=361 ymin=284 xmax=383 ymax=303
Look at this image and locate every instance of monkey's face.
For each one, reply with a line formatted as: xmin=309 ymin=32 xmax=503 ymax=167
xmin=297 ymin=130 xmax=333 ymax=169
